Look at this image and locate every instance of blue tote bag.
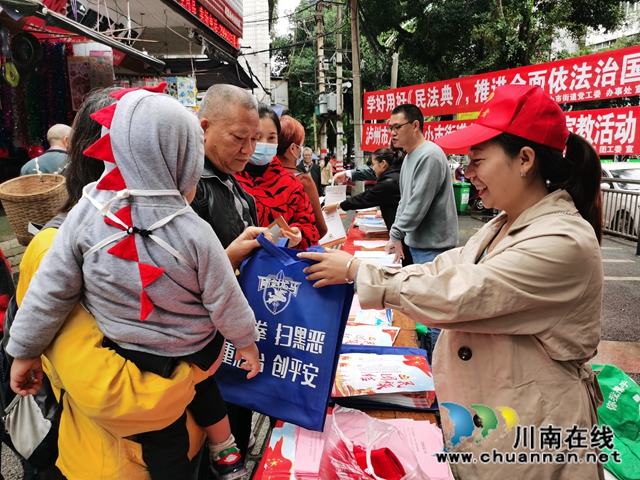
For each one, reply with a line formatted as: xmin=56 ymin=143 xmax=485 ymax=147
xmin=215 ymin=235 xmax=353 ymax=432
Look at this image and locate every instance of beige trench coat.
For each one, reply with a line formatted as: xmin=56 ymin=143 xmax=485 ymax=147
xmin=320 ymin=159 xmax=333 ymax=186
xmin=357 ymin=190 xmax=604 ymax=480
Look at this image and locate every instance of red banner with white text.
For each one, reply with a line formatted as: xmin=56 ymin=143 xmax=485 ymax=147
xmin=363 ymin=45 xmax=640 ymax=120
xmin=362 ymin=107 xmax=640 ymax=156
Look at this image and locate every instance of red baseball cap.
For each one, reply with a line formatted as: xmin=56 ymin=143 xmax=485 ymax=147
xmin=435 ymin=84 xmax=569 ymax=152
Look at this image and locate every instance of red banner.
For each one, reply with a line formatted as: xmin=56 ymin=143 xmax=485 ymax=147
xmin=364 ymin=45 xmax=640 ymax=120
xmin=362 ymin=107 xmax=640 ymax=156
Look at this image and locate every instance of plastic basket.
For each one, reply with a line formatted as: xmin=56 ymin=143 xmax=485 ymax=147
xmin=0 ymin=174 xmax=67 ymax=246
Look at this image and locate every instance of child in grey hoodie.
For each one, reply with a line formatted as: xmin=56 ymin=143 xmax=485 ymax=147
xmin=8 ymin=88 xmax=259 ymax=480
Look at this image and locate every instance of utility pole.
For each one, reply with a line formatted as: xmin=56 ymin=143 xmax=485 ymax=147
xmin=335 ymin=3 xmax=343 ymax=166
xmin=313 ymin=110 xmax=318 ymax=152
xmin=390 ymin=52 xmax=399 ymax=89
xmin=350 ymin=0 xmax=363 ymax=171
xmin=316 ymin=1 xmax=327 ymax=157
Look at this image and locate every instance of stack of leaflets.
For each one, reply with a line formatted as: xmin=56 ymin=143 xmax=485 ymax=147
xmin=354 ymin=250 xmax=401 ymax=267
xmin=332 ymin=347 xmax=437 ymax=411
xmin=342 ymin=324 xmax=401 ymax=347
xmin=259 ymin=422 xmax=296 ymax=480
xmin=351 ymin=308 xmax=393 ymax=326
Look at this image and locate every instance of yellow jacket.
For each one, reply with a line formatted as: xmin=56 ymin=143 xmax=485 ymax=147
xmin=17 ymin=227 xmax=207 ymax=480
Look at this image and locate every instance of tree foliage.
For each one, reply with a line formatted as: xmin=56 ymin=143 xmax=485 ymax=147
xmin=271 ymin=0 xmax=630 ymax=149
xmin=358 ymin=0 xmax=627 ymax=85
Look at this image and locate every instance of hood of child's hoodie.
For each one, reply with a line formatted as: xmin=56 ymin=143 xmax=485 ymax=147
xmin=100 ymin=89 xmax=204 ymax=203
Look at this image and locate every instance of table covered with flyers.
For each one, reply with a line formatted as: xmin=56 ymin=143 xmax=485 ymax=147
xmin=248 ymin=210 xmax=448 ymax=479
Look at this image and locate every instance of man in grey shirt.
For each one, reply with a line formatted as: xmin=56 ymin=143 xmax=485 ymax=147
xmin=385 ymin=104 xmax=459 ymax=355
xmin=385 ymin=104 xmax=458 ymax=264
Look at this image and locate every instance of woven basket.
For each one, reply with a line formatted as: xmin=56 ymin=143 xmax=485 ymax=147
xmin=0 ymin=174 xmax=67 ymax=246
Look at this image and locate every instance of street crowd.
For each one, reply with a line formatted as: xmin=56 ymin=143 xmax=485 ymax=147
xmin=4 ymin=82 xmax=606 ymax=480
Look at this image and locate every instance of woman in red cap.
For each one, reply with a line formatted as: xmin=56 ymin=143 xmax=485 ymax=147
xmin=299 ymin=84 xmax=604 ymax=480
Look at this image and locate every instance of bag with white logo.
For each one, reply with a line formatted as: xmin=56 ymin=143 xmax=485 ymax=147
xmin=215 ymin=235 xmax=353 ymax=432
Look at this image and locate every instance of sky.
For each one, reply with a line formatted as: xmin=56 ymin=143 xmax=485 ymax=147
xmin=274 ymin=0 xmax=303 ymax=36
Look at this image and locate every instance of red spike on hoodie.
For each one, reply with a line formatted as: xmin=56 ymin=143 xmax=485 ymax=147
xmin=110 ymin=82 xmax=167 ymax=100
xmin=139 ymin=263 xmax=165 ymax=288
xmin=90 ymin=103 xmax=117 ymax=129
xmin=110 ymin=87 xmax=141 ymax=100
xmin=144 ymin=82 xmax=167 ymax=93
xmin=97 ymin=167 xmax=127 ymax=191
xmin=107 ymin=235 xmax=139 ymax=262
xmin=140 ymin=290 xmax=154 ymax=321
xmin=104 ymin=205 xmax=133 ymax=230
xmin=84 ymin=133 xmax=116 ymax=163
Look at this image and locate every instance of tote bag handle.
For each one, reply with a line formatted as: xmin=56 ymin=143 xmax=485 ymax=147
xmin=256 ymin=233 xmax=324 ymax=266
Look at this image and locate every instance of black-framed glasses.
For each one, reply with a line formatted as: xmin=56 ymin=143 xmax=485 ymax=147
xmin=387 ymin=121 xmax=411 ymax=133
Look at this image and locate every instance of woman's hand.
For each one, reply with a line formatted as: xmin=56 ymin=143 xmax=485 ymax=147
xmin=297 ymin=249 xmax=360 ymax=288
xmin=281 ymin=226 xmax=302 ymax=248
xmin=323 ymin=202 xmax=340 ymax=214
xmin=332 ymin=171 xmax=348 ymax=184
xmin=226 ymin=227 xmax=272 ymax=269
xmin=10 ymin=357 xmax=43 ymax=396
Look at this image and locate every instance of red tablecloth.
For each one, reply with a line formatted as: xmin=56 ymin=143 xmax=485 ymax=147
xmin=340 ymin=215 xmax=389 ymax=255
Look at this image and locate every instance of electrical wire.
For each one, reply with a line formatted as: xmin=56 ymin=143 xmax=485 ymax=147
xmin=242 ymin=17 xmax=350 ymax=57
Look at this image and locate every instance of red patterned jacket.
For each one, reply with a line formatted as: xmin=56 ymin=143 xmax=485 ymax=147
xmin=235 ymin=157 xmax=319 ymax=249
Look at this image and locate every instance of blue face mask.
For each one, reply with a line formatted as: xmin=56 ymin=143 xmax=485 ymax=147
xmin=249 ymin=142 xmax=278 ymax=166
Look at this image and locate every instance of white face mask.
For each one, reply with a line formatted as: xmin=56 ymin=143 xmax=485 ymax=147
xmin=249 ymin=142 xmax=278 ymax=166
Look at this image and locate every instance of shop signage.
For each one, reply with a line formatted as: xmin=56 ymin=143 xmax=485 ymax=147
xmin=361 ymin=106 xmax=640 ymax=156
xmin=172 ymin=0 xmax=240 ymax=48
xmin=363 ymin=45 xmax=640 ymax=120
xmin=199 ymin=0 xmax=243 ymax=37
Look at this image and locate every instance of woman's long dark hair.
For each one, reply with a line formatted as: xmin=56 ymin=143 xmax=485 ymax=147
xmin=373 ymin=147 xmax=405 ymax=167
xmin=59 ymin=88 xmax=120 ymax=213
xmin=258 ymin=102 xmax=281 ymax=135
xmin=493 ymin=132 xmax=603 ymax=243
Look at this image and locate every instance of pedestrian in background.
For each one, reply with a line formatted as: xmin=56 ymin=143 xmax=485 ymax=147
xmin=20 ymin=124 xmax=71 ymax=176
xmin=297 ymin=147 xmax=322 ymax=197
xmin=319 ymin=153 xmax=333 ymax=193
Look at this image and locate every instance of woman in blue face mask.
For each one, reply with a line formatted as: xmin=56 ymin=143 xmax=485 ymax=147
xmin=235 ymin=104 xmax=320 ymax=249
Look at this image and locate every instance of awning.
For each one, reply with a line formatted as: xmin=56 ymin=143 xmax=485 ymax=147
xmin=35 ymin=6 xmax=165 ymax=70
xmin=0 ymin=0 xmax=164 ymax=71
xmin=163 ymin=56 xmax=257 ymax=90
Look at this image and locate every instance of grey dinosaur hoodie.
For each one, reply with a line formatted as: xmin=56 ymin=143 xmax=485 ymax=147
xmin=7 ymin=90 xmax=258 ymax=359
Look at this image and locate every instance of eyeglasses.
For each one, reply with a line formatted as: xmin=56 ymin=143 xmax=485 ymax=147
xmin=387 ymin=122 xmax=412 ymax=133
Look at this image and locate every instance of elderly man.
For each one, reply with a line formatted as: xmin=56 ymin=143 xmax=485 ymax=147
xmin=297 ymin=147 xmax=322 ymax=196
xmin=20 ymin=124 xmax=71 ymax=176
xmin=190 ymin=84 xmax=261 ymax=475
xmin=192 ymin=84 xmax=261 ymax=248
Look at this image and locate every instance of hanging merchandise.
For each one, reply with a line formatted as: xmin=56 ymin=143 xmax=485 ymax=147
xmin=0 ymin=27 xmax=20 ymax=87
xmin=67 ymin=56 xmax=90 ymax=111
xmin=177 ymin=77 xmax=196 ymax=107
xmin=10 ymin=33 xmax=42 ymax=75
xmin=89 ymin=50 xmax=114 ymax=90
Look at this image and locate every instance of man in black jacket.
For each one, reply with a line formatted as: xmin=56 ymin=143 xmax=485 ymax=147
xmin=192 ymin=85 xmax=261 ymax=245
xmin=190 ymin=84 xmax=261 ymax=473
